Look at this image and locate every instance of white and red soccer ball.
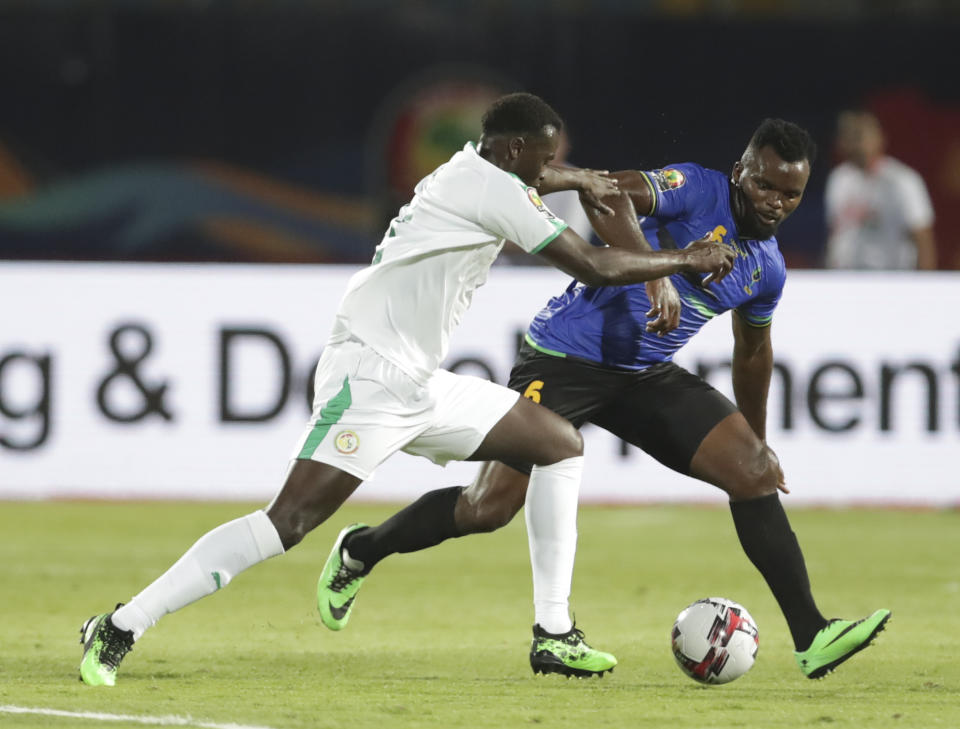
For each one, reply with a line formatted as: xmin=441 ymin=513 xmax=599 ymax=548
xmin=671 ymin=597 xmax=759 ymax=684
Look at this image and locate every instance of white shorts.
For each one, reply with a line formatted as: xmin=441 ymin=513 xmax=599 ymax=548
xmin=291 ymin=340 xmax=520 ymax=480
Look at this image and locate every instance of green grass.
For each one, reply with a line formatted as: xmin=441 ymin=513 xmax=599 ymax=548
xmin=1 ymin=502 xmax=957 ymax=729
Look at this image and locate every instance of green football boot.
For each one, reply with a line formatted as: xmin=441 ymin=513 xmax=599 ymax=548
xmin=795 ymin=609 xmax=891 ymax=679
xmin=317 ymin=523 xmax=369 ymax=631
xmin=78 ymin=605 xmax=134 ymax=686
xmin=530 ymin=623 xmax=618 ymax=678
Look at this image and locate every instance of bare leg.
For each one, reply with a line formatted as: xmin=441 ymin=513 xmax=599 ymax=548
xmin=266 ymin=460 xmax=362 ymax=550
xmin=689 ymin=411 xmax=780 ymax=501
xmin=112 ymin=460 xmax=361 ymax=640
xmin=346 ymin=396 xmax=571 ymax=568
xmin=455 ymin=461 xmax=529 ymax=533
xmin=689 ymin=413 xmax=827 ymax=649
xmin=466 ymin=395 xmax=582 ymax=464
xmin=345 ymin=396 xmax=583 ymax=633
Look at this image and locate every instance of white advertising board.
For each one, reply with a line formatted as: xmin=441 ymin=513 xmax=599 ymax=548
xmin=1 ymin=263 xmax=958 ymax=505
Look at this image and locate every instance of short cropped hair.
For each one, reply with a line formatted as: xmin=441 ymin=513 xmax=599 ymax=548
xmin=481 ymin=92 xmax=563 ymax=138
xmin=749 ymin=118 xmax=817 ymax=165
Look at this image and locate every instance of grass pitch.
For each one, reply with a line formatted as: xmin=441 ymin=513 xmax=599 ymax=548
xmin=0 ymin=501 xmax=957 ymax=729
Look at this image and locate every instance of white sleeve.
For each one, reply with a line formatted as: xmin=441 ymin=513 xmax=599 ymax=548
xmin=476 ymin=171 xmax=568 ymax=253
xmin=542 ymin=189 xmax=594 ymax=241
xmin=897 ymin=168 xmax=934 ymax=230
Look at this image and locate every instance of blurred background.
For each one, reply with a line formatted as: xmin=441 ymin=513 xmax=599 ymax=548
xmin=1 ymin=0 xmax=958 ymax=268
xmin=2 ymin=0 xmax=960 ymax=505
xmin=2 ymin=8 xmax=956 ymax=718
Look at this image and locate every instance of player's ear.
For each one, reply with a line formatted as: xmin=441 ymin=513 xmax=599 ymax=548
xmin=730 ymin=161 xmax=743 ymax=186
xmin=508 ymin=136 xmax=525 ymax=160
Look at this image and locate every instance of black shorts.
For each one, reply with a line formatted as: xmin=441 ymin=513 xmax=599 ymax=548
xmin=506 ymin=342 xmax=737 ymax=475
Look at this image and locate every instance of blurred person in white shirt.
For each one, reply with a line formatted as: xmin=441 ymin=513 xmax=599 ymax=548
xmin=824 ymin=110 xmax=936 ymax=270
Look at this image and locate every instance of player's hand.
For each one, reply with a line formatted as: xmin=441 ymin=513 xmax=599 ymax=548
xmin=576 ymin=170 xmax=620 ymax=216
xmin=764 ymin=444 xmax=789 ymax=494
xmin=644 ymin=277 xmax=681 ymax=336
xmin=682 ymin=235 xmax=735 ymax=284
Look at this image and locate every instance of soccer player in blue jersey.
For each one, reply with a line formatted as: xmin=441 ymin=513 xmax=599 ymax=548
xmin=318 ymin=119 xmax=891 ymax=680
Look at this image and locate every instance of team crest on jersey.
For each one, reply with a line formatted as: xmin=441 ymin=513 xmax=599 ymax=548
xmin=652 ymin=168 xmax=686 ymax=192
xmin=334 ymin=430 xmax=359 ymax=454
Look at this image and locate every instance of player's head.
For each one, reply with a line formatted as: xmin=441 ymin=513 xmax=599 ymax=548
xmin=478 ymin=92 xmax=563 ymax=186
xmin=731 ymin=118 xmax=815 ymax=240
xmin=835 ymin=110 xmax=884 ymax=169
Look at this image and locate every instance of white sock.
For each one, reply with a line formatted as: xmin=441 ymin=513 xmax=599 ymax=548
xmin=525 ymin=456 xmax=582 ymax=635
xmin=111 ymin=510 xmax=284 ymax=641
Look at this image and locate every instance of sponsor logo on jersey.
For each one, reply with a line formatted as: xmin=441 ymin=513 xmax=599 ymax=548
xmin=743 ymin=265 xmax=763 ymax=295
xmin=527 ymin=186 xmax=548 ymax=213
xmin=334 ymin=430 xmax=359 ymax=454
xmin=652 ymin=168 xmax=686 ymax=192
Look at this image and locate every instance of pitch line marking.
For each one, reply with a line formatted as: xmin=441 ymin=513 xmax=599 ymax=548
xmin=0 ymin=704 xmax=278 ymax=729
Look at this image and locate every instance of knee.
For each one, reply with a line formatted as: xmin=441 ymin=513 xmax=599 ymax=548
xmin=568 ymin=427 xmax=585 ymax=458
xmin=729 ymin=445 xmax=779 ymax=501
xmin=548 ymin=423 xmax=583 ymax=463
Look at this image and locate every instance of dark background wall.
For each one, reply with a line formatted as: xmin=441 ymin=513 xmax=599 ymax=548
xmin=1 ymin=1 xmax=957 ymax=266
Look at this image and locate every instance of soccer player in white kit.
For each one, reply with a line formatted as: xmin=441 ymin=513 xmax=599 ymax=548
xmin=78 ymin=92 xmax=734 ymax=686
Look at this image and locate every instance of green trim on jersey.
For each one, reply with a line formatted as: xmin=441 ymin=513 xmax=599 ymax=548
xmin=739 ymin=313 xmax=773 ymax=327
xmin=682 ymin=293 xmax=720 ymax=320
xmin=638 ymin=171 xmax=658 ymax=216
xmin=525 ymin=333 xmax=567 ymax=358
xmin=298 ymin=376 xmax=352 ymax=459
xmin=505 ymin=170 xmax=528 ymax=188
xmin=531 ymin=221 xmax=569 ymax=253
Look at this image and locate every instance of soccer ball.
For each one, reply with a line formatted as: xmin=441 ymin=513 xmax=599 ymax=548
xmin=671 ymin=597 xmax=759 ymax=685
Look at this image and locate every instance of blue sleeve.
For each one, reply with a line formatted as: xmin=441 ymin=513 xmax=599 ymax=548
xmin=736 ymin=248 xmax=786 ymax=327
xmin=639 ymin=163 xmax=708 ymax=221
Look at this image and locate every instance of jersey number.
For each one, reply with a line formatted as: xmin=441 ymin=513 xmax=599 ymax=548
xmin=523 ymin=380 xmax=544 ymax=404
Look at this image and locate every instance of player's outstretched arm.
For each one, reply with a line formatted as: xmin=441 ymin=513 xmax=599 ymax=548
xmin=538 ymin=165 xmax=620 ymax=215
xmin=538 ymin=227 xmax=734 ymax=288
xmin=608 ymin=169 xmax=656 ymax=217
xmin=580 ymin=177 xmax=649 ymax=253
xmin=584 ymin=169 xmax=731 ymax=286
xmin=538 ymin=166 xmax=734 ymax=287
xmin=580 ymin=183 xmax=681 ymax=334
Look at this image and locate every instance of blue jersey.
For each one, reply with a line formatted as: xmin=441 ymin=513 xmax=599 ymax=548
xmin=527 ymin=162 xmax=786 ymax=370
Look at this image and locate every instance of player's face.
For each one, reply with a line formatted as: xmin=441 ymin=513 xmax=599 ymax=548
xmin=512 ymin=126 xmax=560 ymax=186
xmin=731 ymin=145 xmax=809 ymax=240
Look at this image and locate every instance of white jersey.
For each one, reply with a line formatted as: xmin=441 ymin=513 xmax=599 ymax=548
xmin=328 ymin=142 xmax=568 ymax=384
xmin=824 ymin=156 xmax=934 ymax=270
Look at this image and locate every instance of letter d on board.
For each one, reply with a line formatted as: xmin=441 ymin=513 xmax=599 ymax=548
xmin=219 ymin=328 xmax=291 ymax=422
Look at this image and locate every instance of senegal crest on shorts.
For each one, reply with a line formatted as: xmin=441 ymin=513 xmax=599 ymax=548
xmin=334 ymin=430 xmax=359 ymax=454
xmin=652 ymin=168 xmax=686 ymax=192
